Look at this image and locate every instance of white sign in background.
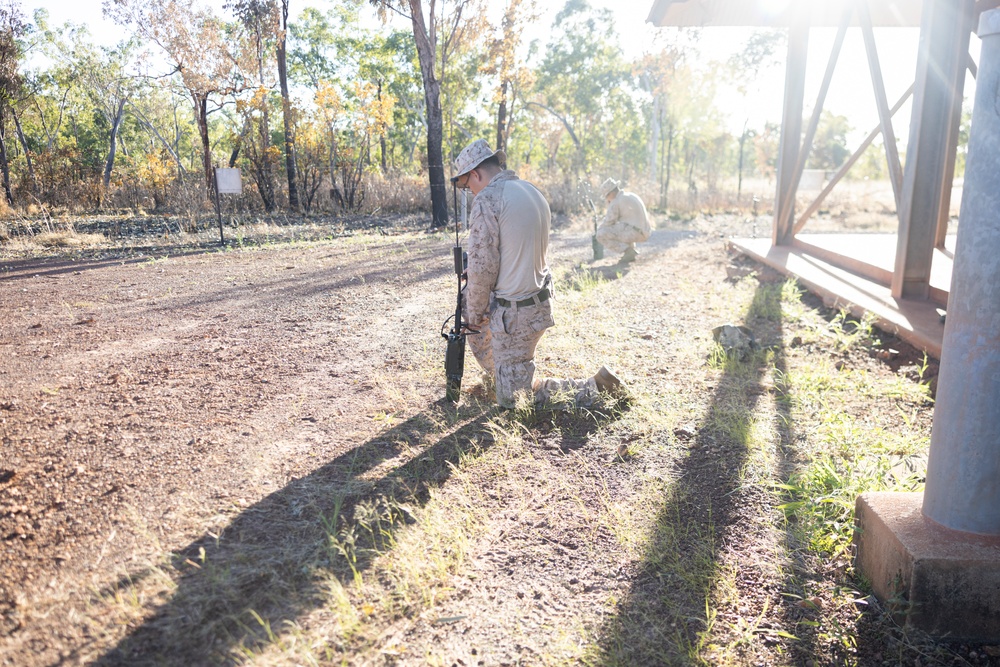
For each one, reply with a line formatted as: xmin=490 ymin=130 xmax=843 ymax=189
xmin=215 ymin=168 xmax=242 ymax=194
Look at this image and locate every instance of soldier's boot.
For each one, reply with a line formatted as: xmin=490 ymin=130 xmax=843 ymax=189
xmin=593 ymin=366 xmax=627 ymax=398
xmin=620 ymin=245 xmax=638 ymax=264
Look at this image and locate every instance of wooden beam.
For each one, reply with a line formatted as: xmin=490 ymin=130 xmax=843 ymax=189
xmin=793 ymin=84 xmax=915 ymax=235
xmin=860 ymin=1 xmax=905 ymax=212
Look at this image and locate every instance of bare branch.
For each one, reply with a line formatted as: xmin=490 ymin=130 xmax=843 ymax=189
xmin=525 ymin=101 xmax=581 ymax=149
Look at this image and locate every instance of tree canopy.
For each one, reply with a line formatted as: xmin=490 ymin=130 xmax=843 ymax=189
xmin=0 ymin=0 xmax=890 ymax=220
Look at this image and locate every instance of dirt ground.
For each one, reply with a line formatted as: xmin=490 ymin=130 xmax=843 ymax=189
xmin=0 ymin=212 xmax=988 ymax=666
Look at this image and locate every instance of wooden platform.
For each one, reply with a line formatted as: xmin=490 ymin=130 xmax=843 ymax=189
xmin=729 ymin=234 xmax=952 ymax=358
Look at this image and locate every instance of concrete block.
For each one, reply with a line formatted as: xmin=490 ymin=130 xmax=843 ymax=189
xmin=855 ymin=491 xmax=1000 ymax=641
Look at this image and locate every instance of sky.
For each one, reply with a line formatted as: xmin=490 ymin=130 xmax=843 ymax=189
xmin=22 ymin=0 xmax=979 ymax=144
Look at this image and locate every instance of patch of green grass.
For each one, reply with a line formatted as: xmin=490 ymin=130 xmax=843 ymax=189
xmin=776 ymin=451 xmax=924 ymax=560
xmin=745 ymin=279 xmax=785 ymax=322
xmin=828 ymin=308 xmax=879 ymax=353
xmin=560 ymin=264 xmax=607 ymax=294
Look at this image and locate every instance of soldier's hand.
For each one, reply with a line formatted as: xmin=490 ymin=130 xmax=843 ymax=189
xmin=465 ymin=314 xmax=486 ymax=332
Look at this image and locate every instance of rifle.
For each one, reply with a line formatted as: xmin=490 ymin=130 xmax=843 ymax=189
xmin=587 ymin=196 xmax=604 ymax=260
xmin=577 ymin=179 xmax=604 ymax=261
xmin=442 ymin=182 xmax=478 ymax=402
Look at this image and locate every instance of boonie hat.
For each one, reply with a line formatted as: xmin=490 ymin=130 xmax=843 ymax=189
xmin=452 ymin=139 xmax=507 ymax=183
xmin=599 ymin=178 xmax=621 ymax=198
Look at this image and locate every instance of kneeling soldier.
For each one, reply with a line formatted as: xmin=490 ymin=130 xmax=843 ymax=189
xmin=452 ymin=139 xmax=626 ymax=409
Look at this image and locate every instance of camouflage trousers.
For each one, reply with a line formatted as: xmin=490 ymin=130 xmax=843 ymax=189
xmin=468 ymin=298 xmax=602 ymax=410
xmin=596 ymin=221 xmax=649 ymax=255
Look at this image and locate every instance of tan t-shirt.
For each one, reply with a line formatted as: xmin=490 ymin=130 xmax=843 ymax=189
xmin=465 ymin=171 xmax=551 ymax=325
xmin=605 ymin=190 xmax=651 ymax=237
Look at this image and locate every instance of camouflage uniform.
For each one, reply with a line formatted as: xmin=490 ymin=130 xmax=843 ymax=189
xmin=464 ymin=170 xmax=602 ymax=409
xmin=596 ymin=190 xmax=652 ymax=255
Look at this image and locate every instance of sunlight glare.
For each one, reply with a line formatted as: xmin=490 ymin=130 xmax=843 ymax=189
xmin=759 ymin=0 xmax=793 ymax=20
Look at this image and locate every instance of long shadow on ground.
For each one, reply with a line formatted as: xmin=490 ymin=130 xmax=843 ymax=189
xmin=92 ymin=396 xmax=623 ymax=665
xmin=0 ymin=248 xmax=218 ymax=281
xmin=592 ymin=274 xmax=804 ymax=665
xmin=0 ymin=215 xmax=439 ymax=283
xmin=555 ymin=228 xmax=698 ymax=286
xmin=93 ymin=400 xmax=492 ymax=665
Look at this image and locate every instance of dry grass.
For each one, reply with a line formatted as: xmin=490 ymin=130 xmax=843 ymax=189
xmin=32 ymin=231 xmax=108 ymax=248
xmin=362 ymin=172 xmax=432 ymax=214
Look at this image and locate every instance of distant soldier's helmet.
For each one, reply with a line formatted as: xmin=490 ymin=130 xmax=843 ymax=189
xmin=598 ymin=178 xmax=621 ymax=198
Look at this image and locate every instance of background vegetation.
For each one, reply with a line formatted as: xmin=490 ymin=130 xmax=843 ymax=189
xmin=0 ymin=0 xmax=892 ymax=234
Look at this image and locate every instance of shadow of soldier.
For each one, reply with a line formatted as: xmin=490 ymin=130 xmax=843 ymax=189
xmin=560 ymin=228 xmax=699 ymax=285
xmin=94 ymin=400 xmax=493 ymax=665
xmin=589 ymin=277 xmax=822 ymax=664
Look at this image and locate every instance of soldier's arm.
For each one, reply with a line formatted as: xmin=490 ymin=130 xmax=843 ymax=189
xmin=465 ymin=198 xmax=501 ymax=327
xmin=604 ymin=197 xmax=620 ymax=226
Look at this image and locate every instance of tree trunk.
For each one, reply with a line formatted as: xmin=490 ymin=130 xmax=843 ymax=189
xmin=328 ymin=125 xmax=345 ymax=208
xmin=230 ymin=116 xmax=251 ymax=167
xmin=648 ymin=93 xmax=661 ymax=183
xmin=525 ymin=101 xmax=580 ymax=150
xmin=11 ymin=107 xmax=36 ymax=193
xmin=255 ymin=24 xmax=276 ymax=212
xmin=194 ymin=93 xmax=212 ymax=191
xmin=103 ymin=99 xmax=126 ymax=189
xmin=409 ymin=0 xmax=448 ymax=228
xmin=378 ymin=81 xmax=388 ymax=173
xmin=663 ymin=123 xmax=674 ymax=210
xmin=257 ymin=110 xmax=276 ymax=212
xmin=496 ymin=80 xmax=508 ymax=153
xmin=0 ymin=108 xmax=14 ymax=205
xmin=132 ymin=106 xmax=186 ymax=176
xmin=278 ymin=0 xmax=300 ymax=211
xmin=259 ymin=106 xmax=276 ymax=209
xmin=737 ymin=119 xmax=748 ymax=202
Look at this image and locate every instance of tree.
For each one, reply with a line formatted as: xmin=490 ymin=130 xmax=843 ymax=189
xmin=106 ymin=0 xmax=249 ymax=190
xmin=727 ymin=29 xmax=783 ymax=201
xmin=0 ymin=0 xmax=26 ymax=205
xmin=289 ymin=3 xmax=414 ymax=201
xmin=753 ymin=121 xmax=781 ymax=181
xmin=37 ymin=14 xmax=141 ymax=193
xmin=531 ymin=0 xmax=629 ymax=176
xmin=276 ymin=0 xmax=299 ymax=210
xmin=369 ymin=0 xmax=477 ymax=228
xmin=294 ymin=1 xmax=405 ymax=174
xmin=227 ymin=0 xmax=278 ymax=211
xmin=807 ymin=110 xmax=851 ymax=171
xmin=480 ymin=0 xmax=536 ymax=154
xmin=636 ymin=39 xmax=683 ymax=208
xmin=314 ymin=78 xmax=393 ymax=210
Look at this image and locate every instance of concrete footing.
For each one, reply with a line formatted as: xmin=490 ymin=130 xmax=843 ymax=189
xmin=855 ymin=492 xmax=1000 ymax=640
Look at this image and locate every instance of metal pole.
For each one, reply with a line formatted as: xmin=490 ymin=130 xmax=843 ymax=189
xmin=922 ymin=8 xmax=1000 ymax=536
xmin=794 ymin=84 xmax=915 ymax=235
xmin=213 ymin=167 xmax=224 ymax=246
xmin=776 ymin=10 xmax=851 ymax=235
xmin=461 ymin=188 xmax=468 ymax=231
xmin=894 ymin=0 xmax=975 ymax=299
xmin=860 ymin=1 xmax=904 ymax=211
xmin=773 ymin=15 xmax=808 ymax=247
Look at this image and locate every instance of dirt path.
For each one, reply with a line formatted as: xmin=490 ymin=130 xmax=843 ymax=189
xmin=0 ymin=218 xmax=961 ymax=666
xmin=0 ymin=232 xmax=458 ymax=659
